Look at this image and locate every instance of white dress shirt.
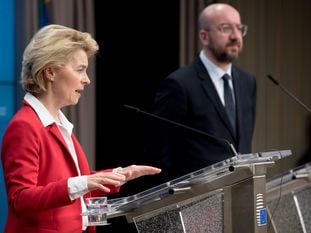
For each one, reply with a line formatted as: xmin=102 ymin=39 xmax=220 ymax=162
xmin=199 ymin=50 xmax=235 ymax=105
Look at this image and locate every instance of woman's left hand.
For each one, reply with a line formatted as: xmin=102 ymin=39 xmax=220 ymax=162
xmin=117 ymin=165 xmax=161 ymax=182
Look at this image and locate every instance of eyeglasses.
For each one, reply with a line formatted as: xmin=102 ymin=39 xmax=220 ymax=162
xmin=206 ymin=23 xmax=248 ymax=37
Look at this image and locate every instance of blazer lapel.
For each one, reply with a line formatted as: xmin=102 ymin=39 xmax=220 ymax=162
xmin=48 ymin=124 xmax=79 ymax=174
xmin=195 ymin=57 xmax=237 ymax=140
xmin=72 ymin=135 xmax=91 ymax=175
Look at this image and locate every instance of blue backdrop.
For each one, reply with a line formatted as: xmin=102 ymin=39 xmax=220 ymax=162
xmin=0 ymin=0 xmax=15 ymax=231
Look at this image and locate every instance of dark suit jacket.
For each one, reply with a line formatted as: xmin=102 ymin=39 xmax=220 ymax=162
xmin=144 ymin=55 xmax=256 ymax=183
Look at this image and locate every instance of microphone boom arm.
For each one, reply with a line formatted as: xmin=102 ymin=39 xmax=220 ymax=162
xmin=267 ymin=75 xmax=311 ymax=113
xmin=123 ymin=104 xmax=239 ymax=157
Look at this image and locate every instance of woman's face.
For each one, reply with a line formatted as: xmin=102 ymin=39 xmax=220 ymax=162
xmin=50 ymin=49 xmax=90 ymax=108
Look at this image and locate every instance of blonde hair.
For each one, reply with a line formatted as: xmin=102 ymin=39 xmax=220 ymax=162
xmin=21 ymin=24 xmax=99 ymax=95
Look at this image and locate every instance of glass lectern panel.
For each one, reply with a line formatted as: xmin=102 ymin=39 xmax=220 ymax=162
xmin=295 ymin=186 xmax=311 ymax=233
xmin=108 ymin=150 xmax=292 ymax=214
xmin=267 ymin=162 xmax=311 ymax=233
xmin=267 ymin=192 xmax=303 ymax=233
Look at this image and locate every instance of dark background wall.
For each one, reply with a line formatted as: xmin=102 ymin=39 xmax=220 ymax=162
xmin=94 ymin=1 xmax=180 ymax=196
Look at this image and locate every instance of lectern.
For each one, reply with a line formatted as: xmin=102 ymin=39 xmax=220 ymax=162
xmin=266 ymin=162 xmax=311 ymax=233
xmin=107 ymin=150 xmax=292 ymax=233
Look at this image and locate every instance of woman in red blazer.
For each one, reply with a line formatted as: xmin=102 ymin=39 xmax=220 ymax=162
xmin=1 ymin=24 xmax=160 ymax=233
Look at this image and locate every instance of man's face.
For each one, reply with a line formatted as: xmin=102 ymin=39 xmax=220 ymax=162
xmin=199 ymin=6 xmax=246 ymax=64
xmin=206 ymin=22 xmax=244 ymax=63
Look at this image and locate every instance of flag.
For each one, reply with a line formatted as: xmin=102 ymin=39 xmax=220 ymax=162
xmin=38 ymin=0 xmax=50 ymax=28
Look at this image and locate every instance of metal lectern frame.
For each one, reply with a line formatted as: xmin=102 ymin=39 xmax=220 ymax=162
xmin=107 ymin=150 xmax=292 ymax=233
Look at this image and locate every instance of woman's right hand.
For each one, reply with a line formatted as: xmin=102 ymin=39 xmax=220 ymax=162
xmin=87 ymin=172 xmax=126 ymax=193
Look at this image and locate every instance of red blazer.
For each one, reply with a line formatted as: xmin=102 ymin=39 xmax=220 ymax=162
xmin=1 ymin=101 xmax=119 ymax=233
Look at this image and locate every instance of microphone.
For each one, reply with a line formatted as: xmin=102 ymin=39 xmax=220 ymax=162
xmin=123 ymin=104 xmax=239 ymax=157
xmin=267 ymin=74 xmax=311 ymax=113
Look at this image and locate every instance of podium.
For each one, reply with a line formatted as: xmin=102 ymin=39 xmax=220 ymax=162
xmin=266 ymin=162 xmax=311 ymax=233
xmin=107 ymin=150 xmax=292 ymax=233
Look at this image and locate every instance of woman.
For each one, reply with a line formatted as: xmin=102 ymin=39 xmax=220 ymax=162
xmin=1 ymin=24 xmax=161 ymax=233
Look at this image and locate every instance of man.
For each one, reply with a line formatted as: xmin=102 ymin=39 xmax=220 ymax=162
xmin=144 ymin=3 xmax=256 ymax=184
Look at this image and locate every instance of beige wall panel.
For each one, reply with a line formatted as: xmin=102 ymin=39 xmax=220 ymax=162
xmin=181 ymin=0 xmax=311 ymax=177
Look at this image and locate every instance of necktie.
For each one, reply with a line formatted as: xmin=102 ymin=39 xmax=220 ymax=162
xmin=223 ymin=74 xmax=236 ymax=133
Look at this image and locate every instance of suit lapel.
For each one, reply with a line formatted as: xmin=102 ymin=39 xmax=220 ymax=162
xmin=231 ymin=67 xmax=243 ymax=141
xmin=48 ymin=124 xmax=79 ymax=174
xmin=72 ymin=134 xmax=91 ymax=175
xmin=195 ymin=57 xmax=237 ymax=140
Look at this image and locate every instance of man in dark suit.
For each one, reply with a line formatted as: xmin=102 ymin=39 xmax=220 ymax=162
xmin=144 ymin=3 xmax=256 ymax=184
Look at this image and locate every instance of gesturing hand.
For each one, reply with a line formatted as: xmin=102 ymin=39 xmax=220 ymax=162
xmin=118 ymin=165 xmax=161 ymax=182
xmin=87 ymin=172 xmax=126 ymax=193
